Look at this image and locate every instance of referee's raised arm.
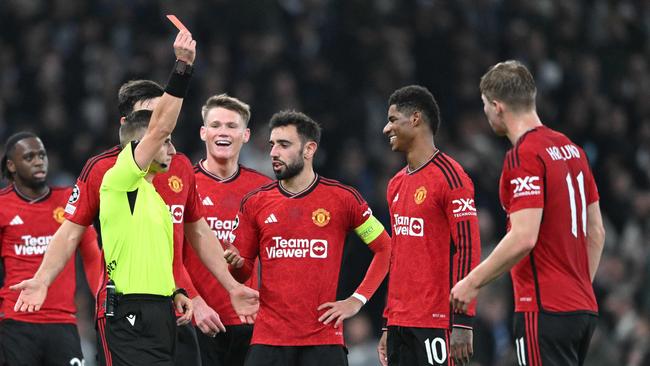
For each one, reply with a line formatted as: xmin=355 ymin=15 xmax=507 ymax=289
xmin=134 ymin=30 xmax=195 ymax=171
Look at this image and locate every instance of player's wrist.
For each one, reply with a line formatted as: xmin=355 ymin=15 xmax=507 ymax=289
xmin=351 ymin=292 xmax=367 ymax=306
xmin=164 ymin=60 xmax=193 ymax=98
xmin=172 ymin=288 xmax=189 ymax=300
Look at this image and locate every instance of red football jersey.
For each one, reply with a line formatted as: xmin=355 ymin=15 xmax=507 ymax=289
xmin=183 ymin=162 xmax=271 ymax=325
xmin=499 ymin=126 xmax=599 ymax=313
xmin=65 ymin=146 xmax=204 ymax=318
xmin=0 ymin=186 xmax=97 ymax=324
xmin=385 ymin=152 xmax=481 ymax=329
xmin=233 ymin=176 xmax=372 ymax=346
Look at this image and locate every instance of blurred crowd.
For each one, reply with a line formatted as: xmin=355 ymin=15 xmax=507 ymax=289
xmin=1 ymin=0 xmax=649 ymax=365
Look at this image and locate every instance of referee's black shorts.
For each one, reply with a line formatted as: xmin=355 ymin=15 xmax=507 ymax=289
xmin=195 ymin=324 xmax=253 ymax=366
xmin=97 ymin=294 xmax=176 ymax=366
xmin=513 ymin=311 xmax=597 ymax=366
xmin=386 ymin=326 xmax=453 ymax=366
xmin=0 ymin=319 xmax=84 ymax=366
xmin=245 ymin=344 xmax=348 ymax=366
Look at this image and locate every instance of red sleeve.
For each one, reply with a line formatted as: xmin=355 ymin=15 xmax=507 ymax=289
xmin=354 ymin=231 xmax=391 ymax=302
xmin=584 ymin=160 xmax=600 ymax=205
xmin=229 ymin=199 xmax=259 ymax=282
xmin=506 ymin=149 xmax=545 ymax=213
xmin=173 ymin=170 xmax=202 ymax=298
xmin=444 ymin=177 xmax=481 ymax=326
xmin=64 ymin=174 xmax=101 ymax=226
xmin=78 ymin=226 xmax=102 ymax=295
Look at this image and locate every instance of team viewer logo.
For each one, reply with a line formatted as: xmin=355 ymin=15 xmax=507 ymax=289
xmin=168 ymin=176 xmax=183 ymax=193
xmin=393 ymin=214 xmax=424 ymax=237
xmin=414 ymin=186 xmax=427 ymax=204
xmin=266 ymin=237 xmax=329 ymax=259
xmin=312 ymin=208 xmax=331 ymax=227
xmin=52 ymin=207 xmax=65 ymax=224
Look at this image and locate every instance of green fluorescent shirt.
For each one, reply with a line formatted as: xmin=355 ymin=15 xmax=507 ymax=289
xmin=99 ymin=142 xmax=175 ymax=295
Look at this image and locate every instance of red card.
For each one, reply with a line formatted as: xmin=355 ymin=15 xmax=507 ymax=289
xmin=166 ymin=14 xmax=188 ymax=32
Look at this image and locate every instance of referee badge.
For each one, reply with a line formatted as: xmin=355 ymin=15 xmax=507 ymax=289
xmin=312 ymin=208 xmax=331 ymax=227
xmin=414 ymin=186 xmax=427 ymax=204
xmin=53 ymin=207 xmax=65 ymax=224
xmin=168 ymin=176 xmax=183 ymax=193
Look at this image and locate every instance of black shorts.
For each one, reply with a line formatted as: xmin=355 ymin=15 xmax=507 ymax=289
xmin=96 ymin=294 xmax=176 ymax=366
xmin=175 ymin=322 xmax=201 ymax=366
xmin=0 ymin=319 xmax=84 ymax=366
xmin=513 ymin=311 xmax=597 ymax=366
xmin=387 ymin=326 xmax=452 ymax=366
xmin=196 ymin=324 xmax=253 ymax=366
xmin=245 ymin=344 xmax=348 ymax=366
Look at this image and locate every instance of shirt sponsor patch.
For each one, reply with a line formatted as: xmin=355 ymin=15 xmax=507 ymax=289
xmin=511 ymin=176 xmax=541 ymax=198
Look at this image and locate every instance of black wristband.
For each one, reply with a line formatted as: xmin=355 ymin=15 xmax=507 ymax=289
xmin=172 ymin=288 xmax=188 ymax=300
xmin=164 ymin=61 xmax=193 ymax=98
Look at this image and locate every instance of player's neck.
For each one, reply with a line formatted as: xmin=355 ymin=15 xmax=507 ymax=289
xmin=406 ymin=142 xmax=438 ymax=172
xmin=203 ymin=156 xmax=239 ymax=179
xmin=13 ymin=182 xmax=50 ymax=201
xmin=145 ymin=172 xmax=155 ymax=183
xmin=506 ymin=111 xmax=543 ymax=145
xmin=281 ymin=168 xmax=316 ymax=194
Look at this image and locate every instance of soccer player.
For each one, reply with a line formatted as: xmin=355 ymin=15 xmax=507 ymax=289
xmin=0 ymin=132 xmax=101 ymax=365
xmin=12 ymin=31 xmax=259 ymax=366
xmin=376 ymin=85 xmax=481 ymax=366
xmin=183 ymin=94 xmax=271 ymax=365
xmin=450 ymin=60 xmax=606 ymax=366
xmin=225 ymin=110 xmax=392 ymax=366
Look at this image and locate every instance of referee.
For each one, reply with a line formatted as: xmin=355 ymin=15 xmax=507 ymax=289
xmin=97 ymin=30 xmax=195 ymax=366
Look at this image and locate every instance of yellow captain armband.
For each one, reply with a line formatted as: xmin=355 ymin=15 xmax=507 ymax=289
xmin=354 ymin=215 xmax=384 ymax=244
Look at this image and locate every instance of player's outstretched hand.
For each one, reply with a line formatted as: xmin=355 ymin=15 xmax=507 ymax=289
xmin=10 ymin=278 xmax=47 ymax=312
xmin=449 ymin=277 xmax=479 ymax=314
xmin=377 ymin=330 xmax=388 ymax=366
xmin=173 ymin=30 xmax=196 ymax=65
xmin=317 ymin=296 xmax=363 ymax=328
xmin=229 ymin=284 xmax=259 ymax=324
xmin=450 ymin=327 xmax=474 ymax=366
xmin=174 ymin=292 xmax=193 ymax=326
xmin=192 ymin=296 xmax=226 ymax=336
xmin=223 ymin=244 xmax=244 ymax=269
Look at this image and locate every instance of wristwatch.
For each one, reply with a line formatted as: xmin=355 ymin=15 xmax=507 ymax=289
xmin=174 ymin=60 xmax=193 ymax=76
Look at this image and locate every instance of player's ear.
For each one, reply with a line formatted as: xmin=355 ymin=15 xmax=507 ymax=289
xmin=6 ymin=159 xmax=16 ymax=174
xmin=243 ymin=128 xmax=251 ymax=144
xmin=411 ymin=111 xmax=422 ymax=127
xmin=303 ymin=141 xmax=317 ymax=160
xmin=119 ymin=116 xmax=127 ymax=125
xmin=200 ymin=125 xmax=207 ymax=142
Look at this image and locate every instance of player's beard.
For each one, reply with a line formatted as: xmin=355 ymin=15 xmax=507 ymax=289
xmin=273 ymin=158 xmax=304 ymax=180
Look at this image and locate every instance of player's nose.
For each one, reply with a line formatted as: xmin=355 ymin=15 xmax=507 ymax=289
xmin=382 ymin=122 xmax=392 ymax=135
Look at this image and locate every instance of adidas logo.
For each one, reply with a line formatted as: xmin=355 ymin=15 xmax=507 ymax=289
xmin=393 ymin=193 xmax=399 ymax=203
xmin=264 ymin=213 xmax=278 ymax=224
xmin=202 ymin=196 xmax=214 ymax=206
xmin=10 ymin=215 xmax=23 ymax=226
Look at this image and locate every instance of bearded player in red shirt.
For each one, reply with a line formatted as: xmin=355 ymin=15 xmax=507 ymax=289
xmin=0 ymin=132 xmax=101 ymax=366
xmin=225 ymin=110 xmax=392 ymax=365
xmin=183 ymin=93 xmax=271 ymax=366
xmin=450 ymin=61 xmax=606 ymax=366
xmin=376 ymin=85 xmax=481 ymax=366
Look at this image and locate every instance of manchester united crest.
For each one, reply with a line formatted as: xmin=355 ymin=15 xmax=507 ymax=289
xmin=53 ymin=207 xmax=65 ymax=224
xmin=414 ymin=186 xmax=427 ymax=204
xmin=312 ymin=208 xmax=331 ymax=227
xmin=168 ymin=176 xmax=183 ymax=193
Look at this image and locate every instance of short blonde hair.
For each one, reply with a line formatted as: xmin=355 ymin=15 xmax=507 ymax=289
xmin=201 ymin=94 xmax=251 ymax=126
xmin=480 ymin=60 xmax=537 ymax=112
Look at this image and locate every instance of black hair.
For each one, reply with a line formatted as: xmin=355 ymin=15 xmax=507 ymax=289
xmin=268 ymin=110 xmax=322 ymax=144
xmin=119 ymin=110 xmax=153 ymax=145
xmin=1 ymin=131 xmax=38 ymax=180
xmin=117 ymin=80 xmax=164 ymax=117
xmin=388 ymin=85 xmax=441 ymax=135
